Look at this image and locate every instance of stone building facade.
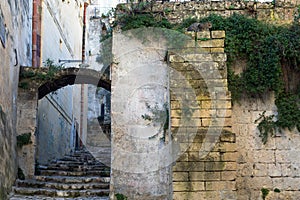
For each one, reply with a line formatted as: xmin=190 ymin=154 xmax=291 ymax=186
xmin=85 ymin=1 xmax=112 ymax=167
xmin=1 ymin=0 xmax=300 ymax=199
xmin=15 ymin=0 xmax=88 ymax=180
xmin=110 ymin=0 xmax=300 ymax=199
xmin=36 ymin=0 xmax=87 ymax=166
xmin=0 ymin=1 xmax=32 ymax=199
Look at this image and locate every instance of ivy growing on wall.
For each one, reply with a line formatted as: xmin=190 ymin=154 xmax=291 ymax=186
xmin=16 ymin=133 xmax=32 ymax=148
xmin=19 ymin=59 xmax=63 ymax=89
xmin=198 ymin=14 xmax=300 ymax=142
xmin=109 ymin=7 xmax=300 ymax=143
xmin=142 ymin=102 xmax=169 ymax=142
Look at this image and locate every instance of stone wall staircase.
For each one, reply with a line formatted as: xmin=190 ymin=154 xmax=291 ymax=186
xmin=9 ymin=149 xmax=110 ymax=199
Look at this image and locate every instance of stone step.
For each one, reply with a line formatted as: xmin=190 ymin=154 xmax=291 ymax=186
xmin=11 ymin=148 xmax=111 ymax=199
xmin=10 ymin=195 xmax=109 ymax=200
xmin=16 ymin=180 xmax=109 ymax=190
xmin=39 ymin=170 xmax=110 ymax=177
xmin=61 ymin=155 xmax=96 ymax=161
xmin=35 ymin=176 xmax=110 ymax=184
xmin=49 ymin=161 xmax=104 ymax=166
xmin=49 ymin=160 xmax=105 ymax=165
xmin=13 ymin=187 xmax=109 ymax=197
xmin=53 ymin=160 xmax=100 ymax=165
xmin=72 ymin=152 xmax=94 ymax=156
xmin=38 ymin=165 xmax=109 ymax=172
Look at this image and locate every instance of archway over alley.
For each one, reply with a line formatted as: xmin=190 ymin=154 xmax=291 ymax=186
xmin=17 ymin=66 xmax=111 ymax=179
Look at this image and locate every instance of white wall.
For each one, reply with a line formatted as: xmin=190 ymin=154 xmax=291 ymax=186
xmin=37 ymin=0 xmax=85 ymax=164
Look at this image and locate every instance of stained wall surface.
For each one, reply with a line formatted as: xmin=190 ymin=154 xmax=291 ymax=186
xmin=112 ymin=1 xmax=300 ymax=199
xmin=0 ymin=0 xmax=32 ymax=199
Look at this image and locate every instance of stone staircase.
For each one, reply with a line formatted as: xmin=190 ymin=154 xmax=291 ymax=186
xmin=9 ymin=149 xmax=110 ymax=200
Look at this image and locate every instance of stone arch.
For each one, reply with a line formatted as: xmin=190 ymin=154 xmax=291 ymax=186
xmin=18 ymin=67 xmax=111 ymax=99
xmin=17 ymin=66 xmax=111 ymax=178
xmin=37 ymin=67 xmax=111 ymax=99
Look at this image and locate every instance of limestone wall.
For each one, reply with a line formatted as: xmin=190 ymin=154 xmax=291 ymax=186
xmin=110 ymin=24 xmax=235 ymax=198
xmin=233 ymin=87 xmax=300 ymax=199
xmin=0 ymin=0 xmax=32 ymax=199
xmin=169 ymin=31 xmax=236 ymax=200
xmin=112 ymin=0 xmax=300 ymax=199
xmin=16 ymin=90 xmax=38 ymax=179
xmin=146 ymin=0 xmax=300 ymax=24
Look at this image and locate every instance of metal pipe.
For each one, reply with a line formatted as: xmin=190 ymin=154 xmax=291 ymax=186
xmin=58 ymin=59 xmax=82 ymax=63
xmin=32 ymin=0 xmax=42 ymax=68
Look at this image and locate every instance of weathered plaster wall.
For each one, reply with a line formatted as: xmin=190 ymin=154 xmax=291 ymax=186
xmin=111 ymin=28 xmax=173 ymax=199
xmin=112 ymin=1 xmax=300 ymax=199
xmin=110 ymin=28 xmax=234 ymax=199
xmin=36 ymin=95 xmax=73 ymax=165
xmin=0 ymin=0 xmax=32 ymax=198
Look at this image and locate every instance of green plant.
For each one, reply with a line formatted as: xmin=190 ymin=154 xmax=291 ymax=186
xmin=117 ymin=13 xmax=172 ymax=31
xmin=164 ymin=8 xmax=172 ymax=14
xmin=255 ymin=111 xmax=276 ymax=144
xmin=108 ymin=9 xmax=300 ymax=143
xmin=18 ymin=82 xmax=29 ymax=89
xmin=142 ymin=102 xmax=169 ymax=142
xmin=20 ymin=70 xmax=35 ymax=78
xmin=20 ymin=59 xmax=63 ymax=84
xmin=294 ymin=5 xmax=300 ymax=22
xmin=275 ymin=92 xmax=300 ymax=131
xmin=115 ymin=193 xmax=128 ymax=200
xmin=229 ymin=5 xmax=235 ymax=10
xmin=261 ymin=188 xmax=269 ymax=200
xmin=274 ymin=188 xmax=281 ymax=193
xmin=227 ymin=68 xmax=244 ymax=102
xmin=43 ymin=59 xmax=63 ymax=80
xmin=198 ymin=14 xmax=300 ymax=142
xmin=173 ymin=17 xmax=197 ymax=32
xmin=16 ymin=133 xmax=32 ymax=148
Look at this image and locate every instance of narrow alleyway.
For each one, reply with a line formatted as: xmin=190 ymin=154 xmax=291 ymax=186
xmin=9 ymin=148 xmax=110 ymax=199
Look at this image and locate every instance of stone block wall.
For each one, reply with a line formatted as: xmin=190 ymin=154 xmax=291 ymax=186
xmin=233 ymin=85 xmax=300 ymax=199
xmin=0 ymin=0 xmax=32 ymax=198
xmin=169 ymin=31 xmax=236 ymax=199
xmin=148 ymin=0 xmax=300 ymax=24
xmin=111 ymin=1 xmax=300 ymax=199
xmin=16 ymin=90 xmax=38 ymax=179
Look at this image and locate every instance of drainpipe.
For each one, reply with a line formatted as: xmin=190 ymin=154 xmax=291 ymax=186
xmin=32 ymin=0 xmax=42 ymax=68
xmin=80 ymin=2 xmax=89 ymax=147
